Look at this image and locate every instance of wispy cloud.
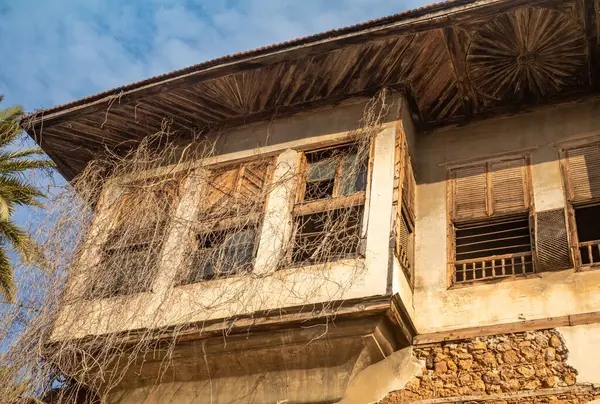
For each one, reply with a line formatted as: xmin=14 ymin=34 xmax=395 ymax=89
xmin=0 ymin=0 xmax=431 ymax=112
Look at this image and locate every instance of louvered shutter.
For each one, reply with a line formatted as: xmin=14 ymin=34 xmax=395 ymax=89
xmin=566 ymin=144 xmax=600 ymax=202
xmin=453 ymin=165 xmax=487 ymax=220
xmin=402 ymin=156 xmax=416 ymax=218
xmin=535 ymin=208 xmax=572 ymax=271
xmin=395 ymin=213 xmax=413 ymax=279
xmin=490 ymin=158 xmax=528 ymax=214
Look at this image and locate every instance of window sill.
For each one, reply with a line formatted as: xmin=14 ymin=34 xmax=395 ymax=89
xmin=79 ymin=289 xmax=155 ymax=303
xmin=577 ymin=264 xmax=600 ymax=272
xmin=448 ymin=272 xmax=543 ymax=290
xmin=174 ymin=268 xmax=253 ymax=289
xmin=281 ymin=254 xmax=365 ymax=272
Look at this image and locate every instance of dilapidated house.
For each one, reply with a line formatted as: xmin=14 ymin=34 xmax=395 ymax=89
xmin=17 ymin=0 xmax=600 ymax=403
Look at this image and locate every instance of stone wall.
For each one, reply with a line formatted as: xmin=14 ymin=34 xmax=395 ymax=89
xmin=381 ymin=330 xmax=600 ymax=404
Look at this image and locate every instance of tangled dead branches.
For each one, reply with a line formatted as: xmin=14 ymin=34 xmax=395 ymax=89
xmin=0 ymin=89 xmax=392 ymax=403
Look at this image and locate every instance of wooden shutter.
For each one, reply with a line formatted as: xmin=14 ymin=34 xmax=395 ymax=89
xmin=453 ymin=165 xmax=487 ymax=220
xmin=395 ymin=212 xmax=414 ymax=284
xmin=402 ymin=156 xmax=416 ymax=218
xmin=202 ymin=161 xmax=272 ymax=218
xmin=490 ymin=158 xmax=528 ymax=214
xmin=238 ymin=162 xmax=270 ymax=200
xmin=113 ymin=179 xmax=180 ymax=237
xmin=535 ymin=208 xmax=572 ymax=271
xmin=566 ymin=144 xmax=600 ymax=202
xmin=202 ymin=167 xmax=239 ymax=215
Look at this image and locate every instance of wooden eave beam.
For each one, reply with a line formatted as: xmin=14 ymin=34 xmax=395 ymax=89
xmin=583 ymin=0 xmax=600 ymax=90
xmin=443 ymin=26 xmax=479 ymax=118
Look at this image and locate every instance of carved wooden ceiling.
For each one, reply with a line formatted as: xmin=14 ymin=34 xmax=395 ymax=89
xmin=24 ymin=0 xmax=600 ymax=179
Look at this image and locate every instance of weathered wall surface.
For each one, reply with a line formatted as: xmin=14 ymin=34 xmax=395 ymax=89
xmin=414 ymin=97 xmax=600 ymax=334
xmin=380 ymin=330 xmax=600 ymax=404
xmin=53 ymin=95 xmax=407 ymax=340
xmin=557 ymin=323 xmax=600 ymax=385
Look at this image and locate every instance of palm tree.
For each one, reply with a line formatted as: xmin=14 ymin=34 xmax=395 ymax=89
xmin=0 ymin=96 xmax=54 ymax=302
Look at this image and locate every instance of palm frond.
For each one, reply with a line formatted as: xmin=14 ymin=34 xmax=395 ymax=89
xmin=0 ymin=248 xmax=15 ymax=302
xmin=0 ymin=147 xmax=46 ymax=160
xmin=0 ymin=105 xmax=24 ymax=148
xmin=0 ymin=196 xmax=10 ymax=221
xmin=0 ymin=159 xmax=55 ymax=173
xmin=0 ymin=221 xmax=42 ymax=264
xmin=0 ymin=97 xmax=54 ymax=302
xmin=0 ymin=175 xmax=46 ymax=206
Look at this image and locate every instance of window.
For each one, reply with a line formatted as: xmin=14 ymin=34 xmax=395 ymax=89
xmin=179 ymin=160 xmax=272 ymax=284
xmin=449 ymin=157 xmax=534 ymax=284
xmin=88 ymin=178 xmax=181 ymax=299
xmin=290 ymin=143 xmax=369 ymax=265
xmin=393 ymin=136 xmax=416 ymax=286
xmin=563 ymin=142 xmax=600 ymax=267
xmin=574 ymin=205 xmax=600 ymax=265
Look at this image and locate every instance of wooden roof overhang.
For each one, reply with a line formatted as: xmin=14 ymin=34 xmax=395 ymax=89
xmin=22 ymin=0 xmax=600 ymax=180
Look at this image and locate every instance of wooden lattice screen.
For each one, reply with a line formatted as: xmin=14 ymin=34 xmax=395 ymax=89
xmin=535 ymin=208 xmax=572 ymax=271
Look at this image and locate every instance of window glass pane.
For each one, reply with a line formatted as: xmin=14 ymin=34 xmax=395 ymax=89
xmin=340 ymin=151 xmax=368 ymax=195
xmin=184 ymin=228 xmax=256 ymax=284
xmin=292 ymin=206 xmax=363 ymax=264
xmin=223 ymin=228 xmax=255 ymax=269
xmin=307 ymin=159 xmax=337 ymax=182
xmin=88 ymin=246 xmax=157 ymax=299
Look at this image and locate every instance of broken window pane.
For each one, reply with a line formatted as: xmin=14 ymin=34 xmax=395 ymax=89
xmin=291 ymin=206 xmax=363 ymax=264
xmin=89 ymin=246 xmax=159 ymax=299
xmin=186 ymin=227 xmax=257 ymax=284
xmin=303 ymin=144 xmax=368 ymax=201
xmin=305 ymin=158 xmax=337 ymax=201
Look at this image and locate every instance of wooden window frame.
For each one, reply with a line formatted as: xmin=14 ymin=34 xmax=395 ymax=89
xmin=559 ymin=140 xmax=600 ymax=271
xmin=88 ymin=175 xmax=184 ymax=299
xmin=393 ymin=134 xmax=416 ymax=289
xmin=288 ymin=142 xmax=373 ymax=266
xmin=446 ymin=154 xmax=535 ymax=287
xmin=179 ymin=159 xmax=274 ymax=285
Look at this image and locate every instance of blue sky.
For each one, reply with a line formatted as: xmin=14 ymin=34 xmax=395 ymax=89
xmin=0 ymin=0 xmax=432 ymax=113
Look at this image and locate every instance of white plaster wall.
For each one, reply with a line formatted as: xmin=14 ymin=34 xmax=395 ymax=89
xmin=341 ymin=346 xmax=423 ymax=404
xmin=414 ymin=97 xmax=600 ymax=334
xmin=558 ymin=323 xmax=600 ymax=384
xmin=392 ymin=257 xmax=414 ymax=320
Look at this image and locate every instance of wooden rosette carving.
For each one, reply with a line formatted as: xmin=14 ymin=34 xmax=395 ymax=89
xmin=466 ymin=7 xmax=588 ymax=102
